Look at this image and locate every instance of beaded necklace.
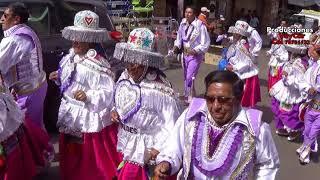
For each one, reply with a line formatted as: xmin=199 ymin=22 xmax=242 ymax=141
xmin=191 ymin=115 xmax=244 ymax=177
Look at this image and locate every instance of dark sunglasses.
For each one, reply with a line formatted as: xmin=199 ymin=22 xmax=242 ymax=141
xmin=204 ymin=95 xmax=234 ymax=104
xmin=2 ymin=12 xmax=14 ymax=19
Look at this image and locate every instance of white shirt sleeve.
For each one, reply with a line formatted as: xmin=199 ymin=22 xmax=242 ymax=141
xmin=254 ymin=122 xmax=280 ymax=180
xmin=174 ymin=23 xmax=183 ymax=49
xmin=250 ymin=30 xmax=262 ymax=56
xmin=0 ymin=35 xmax=33 ymax=73
xmin=153 ymin=96 xmax=181 ymax=151
xmin=277 ymin=46 xmax=289 ymax=63
xmin=194 ymin=23 xmax=211 ymax=54
xmin=156 ymin=110 xmax=186 ymax=175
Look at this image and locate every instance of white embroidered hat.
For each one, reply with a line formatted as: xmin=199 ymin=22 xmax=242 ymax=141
xmin=113 ymin=28 xmax=164 ymax=68
xmin=201 ymin=7 xmax=210 ymax=13
xmin=62 ymin=10 xmax=110 ymax=43
xmin=228 ymin=20 xmax=249 ymax=37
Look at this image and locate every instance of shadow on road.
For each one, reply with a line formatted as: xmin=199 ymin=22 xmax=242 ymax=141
xmin=311 ymin=151 xmax=320 ymax=163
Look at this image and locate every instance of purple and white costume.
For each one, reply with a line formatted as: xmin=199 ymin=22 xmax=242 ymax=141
xmin=157 ymin=98 xmax=279 ymax=179
xmin=270 ymin=56 xmax=307 ymax=133
xmin=0 ymin=24 xmax=47 ymax=129
xmin=296 ymin=60 xmax=320 ymax=163
xmin=175 ymin=18 xmax=210 ymax=97
xmin=0 ymin=24 xmax=52 ymax=167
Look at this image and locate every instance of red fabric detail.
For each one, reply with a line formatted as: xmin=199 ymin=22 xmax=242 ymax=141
xmin=130 ymin=35 xmax=137 ymax=43
xmin=60 ymin=124 xmax=122 ymax=180
xmin=24 ymin=116 xmax=51 ymax=167
xmin=268 ymin=67 xmax=283 ymax=91
xmin=0 ymin=127 xmax=37 ymax=180
xmin=241 ymin=75 xmax=261 ymax=107
xmin=118 ymin=162 xmax=148 ymax=180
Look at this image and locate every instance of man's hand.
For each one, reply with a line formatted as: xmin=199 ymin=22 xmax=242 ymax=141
xmin=73 ymin=90 xmax=87 ymax=102
xmin=111 ymin=110 xmax=120 ymax=123
xmin=154 ymin=161 xmax=172 ymax=180
xmin=150 ymin=148 xmax=160 ymax=160
xmin=266 ymin=51 xmax=271 ymax=56
xmin=282 ymin=71 xmax=288 ymax=77
xmin=173 ymin=46 xmax=180 ymax=54
xmin=308 ymin=87 xmax=317 ymax=96
xmin=49 ymin=71 xmax=59 ymax=81
xmin=10 ymin=88 xmax=18 ymax=101
xmin=187 ymin=49 xmax=197 ymax=56
xmin=226 ymin=64 xmax=233 ymax=71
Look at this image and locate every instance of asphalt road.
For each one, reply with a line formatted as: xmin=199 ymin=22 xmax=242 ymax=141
xmin=36 ymin=48 xmax=319 ymax=180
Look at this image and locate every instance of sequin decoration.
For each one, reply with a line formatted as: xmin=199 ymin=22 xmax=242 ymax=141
xmin=114 ymin=79 xmax=142 ymax=123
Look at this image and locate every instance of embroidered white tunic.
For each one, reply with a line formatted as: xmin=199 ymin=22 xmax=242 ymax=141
xmin=267 ymin=44 xmax=289 ymax=70
xmin=247 ymin=26 xmax=262 ymax=58
xmin=0 ymin=86 xmax=24 ymax=142
xmin=115 ymin=70 xmax=181 ymax=165
xmin=157 ymin=98 xmax=280 ymax=179
xmin=56 ymin=49 xmax=115 ymax=137
xmin=298 ymin=60 xmax=320 ymax=101
xmin=270 ymin=57 xmax=307 ymax=104
xmin=227 ymin=39 xmax=259 ymax=80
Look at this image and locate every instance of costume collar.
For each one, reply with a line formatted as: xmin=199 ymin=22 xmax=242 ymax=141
xmin=181 ymin=18 xmax=199 ymax=26
xmin=4 ymin=24 xmax=25 ymax=37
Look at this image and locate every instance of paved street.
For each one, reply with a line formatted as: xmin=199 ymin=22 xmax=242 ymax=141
xmin=37 ymin=48 xmax=319 ymax=180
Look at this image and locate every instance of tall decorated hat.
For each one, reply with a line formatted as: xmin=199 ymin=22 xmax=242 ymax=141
xmin=62 ymin=10 xmax=109 ymax=43
xmin=113 ymin=28 xmax=164 ymax=68
xmin=228 ymin=20 xmax=249 ymax=37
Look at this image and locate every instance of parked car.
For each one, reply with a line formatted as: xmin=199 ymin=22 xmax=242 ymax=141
xmin=0 ymin=0 xmax=124 ymax=133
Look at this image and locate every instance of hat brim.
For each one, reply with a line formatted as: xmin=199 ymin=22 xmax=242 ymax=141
xmin=113 ymin=43 xmax=164 ymax=68
xmin=228 ymin=26 xmax=249 ymax=37
xmin=62 ymin=26 xmax=110 ymax=43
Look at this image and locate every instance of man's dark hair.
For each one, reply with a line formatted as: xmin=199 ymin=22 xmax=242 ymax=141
xmin=316 ymin=48 xmax=320 ymax=56
xmin=204 ymin=70 xmax=244 ymax=98
xmin=281 ymin=19 xmax=287 ymax=23
xmin=185 ymin=5 xmax=198 ymax=15
xmin=8 ymin=2 xmax=29 ymax=24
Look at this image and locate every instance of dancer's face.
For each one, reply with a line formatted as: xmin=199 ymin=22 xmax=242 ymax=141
xmin=205 ymin=82 xmax=240 ymax=126
xmin=72 ymin=41 xmax=90 ymax=55
xmin=0 ymin=8 xmax=20 ymax=31
xmin=232 ymin=33 xmax=242 ymax=42
xmin=185 ymin=8 xmax=195 ymax=23
xmin=309 ymin=46 xmax=320 ymax=61
xmin=126 ymin=63 xmax=146 ymax=82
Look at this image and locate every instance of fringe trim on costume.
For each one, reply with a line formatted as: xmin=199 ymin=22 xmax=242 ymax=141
xmin=62 ymin=27 xmax=110 ymax=43
xmin=113 ymin=43 xmax=164 ymax=68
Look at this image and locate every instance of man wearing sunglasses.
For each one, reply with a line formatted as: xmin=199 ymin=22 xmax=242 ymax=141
xmin=0 ymin=2 xmax=52 ymax=170
xmin=154 ymin=70 xmax=280 ymax=179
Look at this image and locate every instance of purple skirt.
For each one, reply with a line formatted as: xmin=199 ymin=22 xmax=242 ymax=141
xmin=271 ymin=98 xmax=304 ymax=131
